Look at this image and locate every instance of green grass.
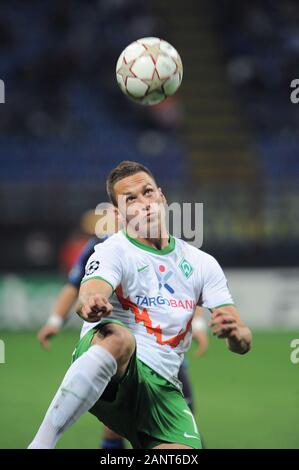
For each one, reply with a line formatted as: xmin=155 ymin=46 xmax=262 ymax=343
xmin=0 ymin=330 xmax=298 ymax=449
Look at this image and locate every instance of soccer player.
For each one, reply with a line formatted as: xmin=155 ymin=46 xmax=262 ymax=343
xmin=37 ymin=208 xmax=207 ymax=447
xmin=28 ymin=161 xmax=252 ymax=450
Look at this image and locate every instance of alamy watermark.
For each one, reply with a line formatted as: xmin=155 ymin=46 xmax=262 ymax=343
xmin=290 ymin=339 xmax=299 ymax=364
xmin=94 ymin=200 xmax=204 ymax=248
xmin=0 ymin=339 xmax=5 ymax=364
xmin=0 ymin=79 xmax=5 ymax=103
xmin=290 ymin=79 xmax=299 ymax=104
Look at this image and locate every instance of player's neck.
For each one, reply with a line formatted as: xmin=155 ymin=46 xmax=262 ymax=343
xmin=137 ymin=234 xmax=170 ymax=251
xmin=125 ymin=224 xmax=170 ymax=251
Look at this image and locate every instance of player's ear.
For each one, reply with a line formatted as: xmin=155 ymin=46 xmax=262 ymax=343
xmin=116 ymin=204 xmax=127 ymax=229
xmin=113 ymin=207 xmax=123 ymax=230
xmin=112 ymin=206 xmax=119 ymax=217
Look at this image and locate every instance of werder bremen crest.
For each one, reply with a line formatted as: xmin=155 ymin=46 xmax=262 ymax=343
xmin=179 ymin=258 xmax=193 ymax=279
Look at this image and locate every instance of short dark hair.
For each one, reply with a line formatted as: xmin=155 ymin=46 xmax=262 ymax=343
xmin=106 ymin=160 xmax=156 ymax=206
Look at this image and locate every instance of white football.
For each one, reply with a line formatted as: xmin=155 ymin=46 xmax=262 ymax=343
xmin=116 ymin=37 xmax=183 ymax=106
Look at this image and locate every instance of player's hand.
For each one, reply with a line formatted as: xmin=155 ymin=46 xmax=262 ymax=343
xmin=80 ymin=294 xmax=113 ymax=323
xmin=37 ymin=325 xmax=60 ymax=350
xmin=209 ymin=310 xmax=241 ymax=341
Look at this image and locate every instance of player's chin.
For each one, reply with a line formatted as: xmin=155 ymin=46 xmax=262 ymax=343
xmin=137 ymin=219 xmax=159 ymax=238
xmin=146 ymin=216 xmax=160 ymax=235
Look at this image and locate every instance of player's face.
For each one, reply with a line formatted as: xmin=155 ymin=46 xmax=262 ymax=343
xmin=113 ymin=172 xmax=166 ymax=238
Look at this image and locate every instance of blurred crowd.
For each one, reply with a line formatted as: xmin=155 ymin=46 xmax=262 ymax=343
xmin=0 ymin=0 xmax=298 ymax=271
xmin=214 ymin=0 xmax=299 ymax=182
xmin=0 ymin=0 xmax=183 ymax=137
xmin=0 ymin=0 xmax=186 ymax=271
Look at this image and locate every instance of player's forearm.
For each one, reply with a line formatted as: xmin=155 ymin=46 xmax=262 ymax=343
xmin=76 ymin=279 xmax=113 ymax=319
xmin=76 ymin=296 xmax=89 ymax=317
xmin=76 ymin=291 xmax=103 ymax=317
xmin=226 ymin=326 xmax=252 ymax=355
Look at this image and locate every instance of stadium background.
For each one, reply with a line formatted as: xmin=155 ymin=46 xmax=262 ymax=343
xmin=0 ymin=0 xmax=298 ymax=449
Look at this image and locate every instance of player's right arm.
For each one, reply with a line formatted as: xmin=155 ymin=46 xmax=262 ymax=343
xmin=38 ymin=238 xmax=99 ymax=349
xmin=76 ymin=237 xmax=123 ymax=323
xmin=76 ymin=279 xmax=113 ymax=322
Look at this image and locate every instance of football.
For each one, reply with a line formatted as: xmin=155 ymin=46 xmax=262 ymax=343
xmin=116 ymin=37 xmax=183 ymax=105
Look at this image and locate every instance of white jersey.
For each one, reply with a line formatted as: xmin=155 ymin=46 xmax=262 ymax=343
xmin=80 ymin=230 xmax=234 ymax=389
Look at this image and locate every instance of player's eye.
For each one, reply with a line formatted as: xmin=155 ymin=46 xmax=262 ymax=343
xmin=144 ymin=188 xmax=153 ymax=195
xmin=126 ymin=195 xmax=136 ymax=202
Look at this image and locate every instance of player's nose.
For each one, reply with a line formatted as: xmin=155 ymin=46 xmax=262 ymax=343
xmin=136 ymin=195 xmax=150 ymax=209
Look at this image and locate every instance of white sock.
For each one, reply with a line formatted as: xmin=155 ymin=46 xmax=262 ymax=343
xmin=28 ymin=345 xmax=117 ymax=449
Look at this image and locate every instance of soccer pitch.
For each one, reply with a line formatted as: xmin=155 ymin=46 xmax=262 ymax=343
xmin=0 ymin=331 xmax=298 ymax=449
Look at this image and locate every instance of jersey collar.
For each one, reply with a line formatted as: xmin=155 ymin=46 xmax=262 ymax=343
xmin=123 ymin=230 xmax=176 ymax=255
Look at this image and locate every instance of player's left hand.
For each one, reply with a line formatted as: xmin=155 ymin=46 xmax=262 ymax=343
xmin=37 ymin=324 xmax=60 ymax=349
xmin=209 ymin=310 xmax=241 ymax=340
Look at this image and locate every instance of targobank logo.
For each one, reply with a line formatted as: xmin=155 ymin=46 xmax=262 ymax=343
xmin=156 ymin=264 xmax=174 ymax=294
xmin=134 ymin=263 xmax=196 ymax=310
xmin=135 ymin=295 xmax=196 ymax=310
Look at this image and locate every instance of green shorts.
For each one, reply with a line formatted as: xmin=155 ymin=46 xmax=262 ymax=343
xmin=72 ymin=320 xmax=202 ymax=449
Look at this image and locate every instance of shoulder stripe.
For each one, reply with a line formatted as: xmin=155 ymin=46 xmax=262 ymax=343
xmin=80 ymin=276 xmax=115 ymax=292
xmin=208 ymin=303 xmax=235 ymax=312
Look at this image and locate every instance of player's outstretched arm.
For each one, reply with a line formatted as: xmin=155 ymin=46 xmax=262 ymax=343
xmin=209 ymin=305 xmax=252 ymax=355
xmin=76 ymin=278 xmax=113 ymax=323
